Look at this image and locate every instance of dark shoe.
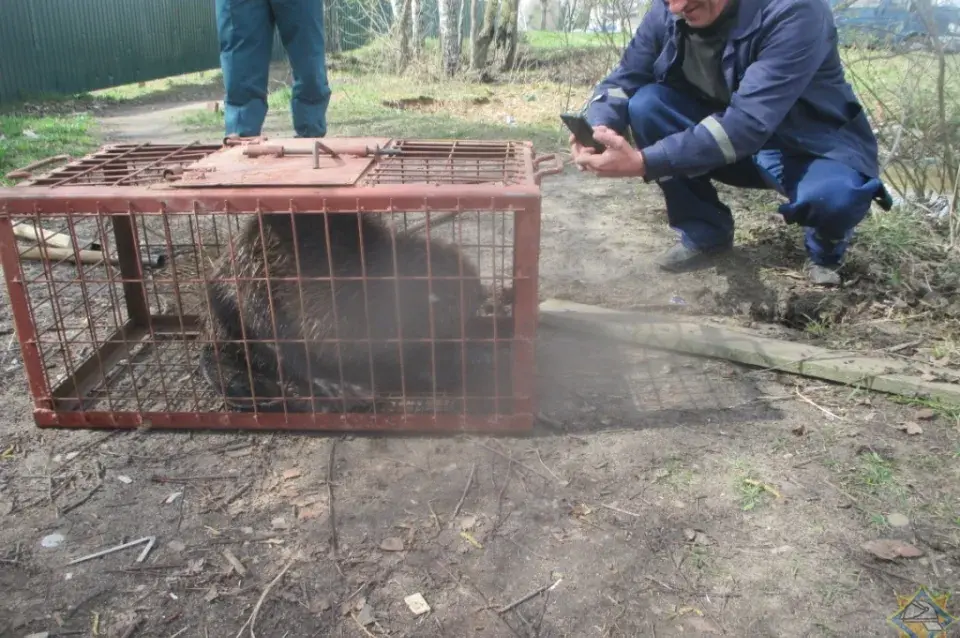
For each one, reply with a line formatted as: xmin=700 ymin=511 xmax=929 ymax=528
xmin=806 ymin=262 xmax=842 ymax=287
xmin=655 ymin=241 xmax=732 ymax=273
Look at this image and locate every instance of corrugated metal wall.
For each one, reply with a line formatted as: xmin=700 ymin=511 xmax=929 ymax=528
xmin=0 ymin=0 xmax=389 ymax=103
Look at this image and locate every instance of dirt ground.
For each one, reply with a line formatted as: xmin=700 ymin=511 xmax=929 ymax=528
xmin=1 ymin=78 xmax=959 ymax=638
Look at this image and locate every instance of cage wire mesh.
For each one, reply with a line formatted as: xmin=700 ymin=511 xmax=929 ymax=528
xmin=0 ymin=138 xmax=560 ymax=433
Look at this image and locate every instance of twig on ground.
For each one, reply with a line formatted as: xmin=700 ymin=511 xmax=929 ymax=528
xmin=427 ymin=500 xmax=441 ymax=531
xmin=327 ymin=439 xmax=343 ymax=576
xmin=474 ymin=441 xmax=559 ymax=485
xmin=119 ymin=617 xmax=143 ymax=638
xmin=59 ymin=482 xmax=102 ymax=516
xmin=169 ymin=628 xmax=188 ymax=638
xmin=490 ymin=453 xmax=515 ymax=537
xmin=235 ymin=557 xmax=296 ymax=638
xmin=823 ymin=479 xmax=862 ymax=506
xmin=451 ymin=462 xmax=477 ymax=523
xmin=600 ymin=503 xmax=642 ymax=518
xmin=151 ymin=474 xmax=239 ymax=483
xmin=536 ymin=449 xmax=568 ymax=486
xmin=742 ymin=479 xmax=782 ymax=499
xmin=795 ymin=388 xmax=844 ymax=420
xmin=498 ymin=578 xmax=563 ymax=614
xmin=859 ymin=561 xmax=928 ymax=587
xmin=351 ymin=613 xmax=377 ymax=638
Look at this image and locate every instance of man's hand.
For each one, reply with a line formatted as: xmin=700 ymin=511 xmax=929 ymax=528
xmin=570 ymin=126 xmax=646 ymax=178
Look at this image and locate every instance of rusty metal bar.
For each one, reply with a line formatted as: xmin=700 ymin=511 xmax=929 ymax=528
xmin=112 ymin=142 xmax=199 ymax=186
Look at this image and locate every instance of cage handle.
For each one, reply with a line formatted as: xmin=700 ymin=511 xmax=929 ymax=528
xmin=223 ymin=135 xmax=268 ymax=147
xmin=532 ymin=153 xmax=564 ymax=185
xmin=5 ymin=154 xmax=71 ymax=181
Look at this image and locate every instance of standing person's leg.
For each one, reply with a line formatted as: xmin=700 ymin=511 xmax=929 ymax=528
xmin=772 ymin=154 xmax=884 ymax=285
xmin=216 ymin=0 xmax=275 ymax=137
xmin=272 ymin=0 xmax=332 ymax=138
xmin=627 ymin=83 xmax=774 ymax=272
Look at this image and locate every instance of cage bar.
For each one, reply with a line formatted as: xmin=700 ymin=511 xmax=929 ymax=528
xmin=0 ymin=137 xmax=563 ymax=434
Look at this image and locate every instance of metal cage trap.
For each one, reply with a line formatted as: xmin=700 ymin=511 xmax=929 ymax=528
xmin=0 ymin=136 xmax=564 ymax=434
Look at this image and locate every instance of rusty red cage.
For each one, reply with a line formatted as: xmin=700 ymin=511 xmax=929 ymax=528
xmin=0 ymin=136 xmax=562 ymax=434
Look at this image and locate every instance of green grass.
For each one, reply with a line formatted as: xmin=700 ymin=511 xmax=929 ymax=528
xmin=0 ymin=113 xmax=97 ymax=186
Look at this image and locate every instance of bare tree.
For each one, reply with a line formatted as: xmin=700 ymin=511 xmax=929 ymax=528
xmin=495 ymin=0 xmax=520 ymax=70
xmin=439 ymin=0 xmax=463 ymax=75
xmin=395 ymin=0 xmax=413 ymax=72
xmin=469 ymin=0 xmax=480 ymax=62
xmin=411 ymin=0 xmax=424 ymax=57
xmin=471 ymin=0 xmax=500 ymax=69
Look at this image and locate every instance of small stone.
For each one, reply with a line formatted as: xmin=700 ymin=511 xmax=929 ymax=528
xmin=40 ymin=533 xmax=65 ymax=548
xmin=916 ymin=408 xmax=937 ymax=420
xmin=886 ymin=513 xmax=910 ymax=528
xmin=380 ymin=537 xmax=404 ymax=552
xmin=404 ymin=592 xmax=431 ymax=615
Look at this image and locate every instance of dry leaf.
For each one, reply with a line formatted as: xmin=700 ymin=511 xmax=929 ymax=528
xmin=898 ymin=422 xmax=923 ymax=435
xmin=862 ymin=539 xmax=924 ymax=561
xmin=298 ymin=504 xmax=325 ymax=521
xmin=571 ymin=504 xmax=592 ymax=517
xmin=380 ymin=537 xmax=404 ymax=552
xmin=225 ymin=446 xmax=253 ymax=458
xmin=460 ymin=531 xmax=483 ymax=549
xmin=355 ymin=605 xmax=375 ymax=626
xmin=683 ymin=528 xmax=710 ymax=545
xmin=916 ymin=408 xmax=937 ymax=421
xmin=886 ymin=513 xmax=910 ymax=528
xmin=292 ymin=495 xmax=321 ymax=508
xmin=686 ymin=616 xmax=722 ymax=634
xmin=282 ymin=468 xmax=302 ymax=480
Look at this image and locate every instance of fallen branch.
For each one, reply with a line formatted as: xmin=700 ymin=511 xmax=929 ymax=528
xmin=451 ymin=462 xmax=477 ymax=523
xmin=235 ymin=557 xmax=296 ymax=638
xmin=539 ymin=299 xmax=960 ymax=406
xmin=327 ymin=439 xmax=343 ymax=576
xmin=498 ymin=578 xmax=562 ymax=614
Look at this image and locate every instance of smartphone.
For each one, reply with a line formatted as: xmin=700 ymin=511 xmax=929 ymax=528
xmin=560 ymin=113 xmax=606 ymax=153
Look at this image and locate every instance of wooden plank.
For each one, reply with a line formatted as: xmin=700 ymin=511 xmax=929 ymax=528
xmin=538 ymin=299 xmax=960 ymax=406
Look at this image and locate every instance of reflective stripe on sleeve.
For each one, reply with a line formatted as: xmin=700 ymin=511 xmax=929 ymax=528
xmin=700 ymin=115 xmax=736 ymax=164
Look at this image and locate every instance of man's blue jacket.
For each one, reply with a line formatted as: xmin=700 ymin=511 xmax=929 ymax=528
xmin=584 ymin=0 xmax=881 ymax=184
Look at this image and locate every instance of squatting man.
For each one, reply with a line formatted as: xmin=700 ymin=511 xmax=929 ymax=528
xmin=570 ymin=0 xmax=894 ymax=286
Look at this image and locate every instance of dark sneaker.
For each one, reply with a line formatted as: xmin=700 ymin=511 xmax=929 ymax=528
xmin=807 ymin=262 xmax=842 ymax=286
xmin=655 ymin=241 xmax=732 ymax=273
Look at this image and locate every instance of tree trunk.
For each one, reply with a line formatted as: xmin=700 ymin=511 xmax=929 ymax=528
xmin=411 ymin=0 xmax=423 ymax=57
xmin=463 ymin=0 xmax=478 ymax=53
xmin=539 ymin=0 xmax=548 ymax=30
xmin=494 ymin=0 xmax=519 ymax=70
xmin=395 ymin=0 xmax=412 ymax=72
xmin=438 ymin=0 xmax=462 ymax=76
xmin=471 ymin=0 xmax=499 ymax=70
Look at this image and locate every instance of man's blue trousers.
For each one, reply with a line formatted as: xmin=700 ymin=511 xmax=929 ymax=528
xmin=629 ymin=84 xmax=885 ymax=266
xmin=215 ymin=0 xmax=332 ymax=138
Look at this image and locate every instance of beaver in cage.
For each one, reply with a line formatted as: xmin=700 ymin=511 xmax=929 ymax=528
xmin=198 ymin=211 xmax=511 ymax=413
